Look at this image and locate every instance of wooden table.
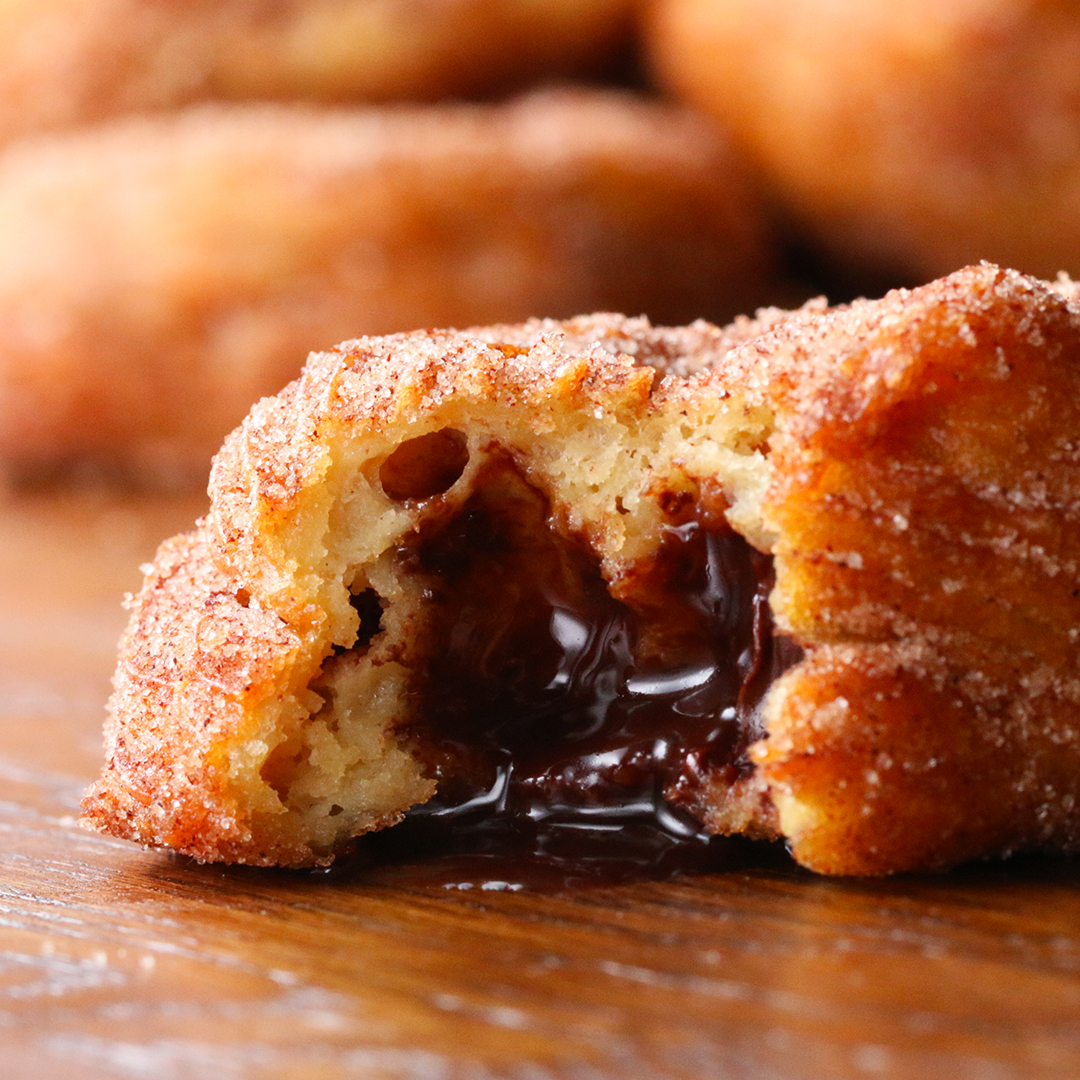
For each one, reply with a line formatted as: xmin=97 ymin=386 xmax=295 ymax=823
xmin=3 ymin=490 xmax=1079 ymax=1079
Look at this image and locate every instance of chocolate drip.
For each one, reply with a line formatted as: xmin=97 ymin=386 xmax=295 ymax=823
xmin=364 ymin=465 xmax=800 ymax=884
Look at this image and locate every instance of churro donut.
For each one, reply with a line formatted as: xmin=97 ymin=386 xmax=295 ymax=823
xmin=0 ymin=89 xmax=773 ymax=486
xmin=82 ymin=264 xmax=1080 ymax=875
xmin=0 ymin=0 xmax=635 ymax=144
xmin=646 ymin=0 xmax=1080 ymax=282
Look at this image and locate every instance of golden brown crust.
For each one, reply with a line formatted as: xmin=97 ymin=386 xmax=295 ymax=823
xmin=646 ymin=0 xmax=1080 ymax=281
xmin=751 ymin=264 xmax=1080 ymax=872
xmin=86 ymin=528 xmax=311 ymax=863
xmin=87 ymin=523 xmax=435 ymax=866
xmin=84 ymin=310 xmax=790 ymax=865
xmin=0 ymin=0 xmax=634 ymax=143
xmin=0 ymin=90 xmax=772 ymax=487
xmin=84 ymin=264 xmax=1080 ymax=875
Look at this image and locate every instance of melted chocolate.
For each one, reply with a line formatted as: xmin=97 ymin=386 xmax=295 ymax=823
xmin=359 ymin=464 xmax=800 ymax=886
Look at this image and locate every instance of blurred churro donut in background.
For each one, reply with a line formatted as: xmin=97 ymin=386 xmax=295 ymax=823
xmin=0 ymin=89 xmax=775 ymax=487
xmin=0 ymin=0 xmax=637 ymax=144
xmin=646 ymin=0 xmax=1080 ymax=282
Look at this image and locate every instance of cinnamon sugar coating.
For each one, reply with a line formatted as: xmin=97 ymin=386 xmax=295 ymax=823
xmin=83 ymin=265 xmax=1080 ymax=875
xmin=752 ymin=265 xmax=1080 ymax=872
xmin=0 ymin=91 xmax=771 ymax=486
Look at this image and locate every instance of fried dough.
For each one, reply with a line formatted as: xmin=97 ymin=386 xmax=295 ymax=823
xmin=82 ymin=264 xmax=1080 ymax=875
xmin=646 ymin=0 xmax=1080 ymax=281
xmin=0 ymin=0 xmax=634 ymax=143
xmin=0 ymin=91 xmax=771 ymax=486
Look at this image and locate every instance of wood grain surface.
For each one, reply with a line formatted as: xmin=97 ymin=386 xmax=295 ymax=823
xmin=2 ymin=490 xmax=1079 ymax=1080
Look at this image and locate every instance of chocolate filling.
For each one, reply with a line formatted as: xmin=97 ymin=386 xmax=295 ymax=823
xmin=360 ymin=461 xmax=800 ymax=883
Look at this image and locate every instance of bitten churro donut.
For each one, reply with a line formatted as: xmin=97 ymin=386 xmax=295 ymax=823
xmin=0 ymin=90 xmax=772 ymax=486
xmin=646 ymin=0 xmax=1080 ymax=282
xmin=82 ymin=264 xmax=1080 ymax=876
xmin=0 ymin=0 xmax=635 ymax=144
